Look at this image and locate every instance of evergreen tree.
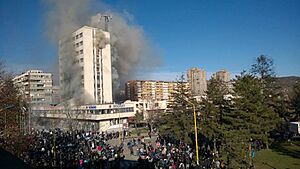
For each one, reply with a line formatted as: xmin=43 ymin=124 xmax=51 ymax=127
xmin=250 ymin=55 xmax=275 ymax=80
xmin=251 ymin=55 xmax=281 ymax=143
xmin=216 ymin=56 xmax=280 ymax=168
xmin=235 ymin=74 xmax=278 ymax=141
xmin=292 ymin=83 xmax=300 ymax=120
xmin=201 ymin=78 xmax=231 ymax=153
xmin=159 ymin=75 xmax=194 ymax=143
xmin=199 ymin=56 xmax=281 ymax=168
xmin=221 ymin=73 xmax=278 ymax=168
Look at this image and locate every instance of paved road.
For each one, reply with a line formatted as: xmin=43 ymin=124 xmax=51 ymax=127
xmin=107 ymin=134 xmax=158 ymax=161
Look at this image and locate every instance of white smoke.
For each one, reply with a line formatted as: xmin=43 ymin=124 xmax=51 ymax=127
xmin=45 ymin=0 xmax=161 ymax=104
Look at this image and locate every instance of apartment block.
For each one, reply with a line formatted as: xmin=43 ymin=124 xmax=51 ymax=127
xmin=187 ymin=67 xmax=207 ymax=96
xmin=13 ymin=70 xmax=53 ymax=105
xmin=213 ymin=69 xmax=230 ymax=82
xmin=125 ymin=80 xmax=188 ymax=102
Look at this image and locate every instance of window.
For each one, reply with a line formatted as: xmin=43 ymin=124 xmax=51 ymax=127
xmin=80 ymin=41 xmax=83 ymax=46
xmin=80 ymin=58 xmax=84 ymax=62
xmin=79 ymin=33 xmax=83 ymax=37
xmin=80 ymin=49 xmax=83 ymax=54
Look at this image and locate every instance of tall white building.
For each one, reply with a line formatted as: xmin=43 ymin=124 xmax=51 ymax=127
xmin=13 ymin=70 xmax=53 ymax=105
xmin=59 ymin=26 xmax=112 ymax=104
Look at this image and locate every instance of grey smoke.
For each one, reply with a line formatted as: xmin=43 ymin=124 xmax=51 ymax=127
xmin=45 ymin=0 xmax=91 ymax=44
xmin=45 ymin=0 xmax=161 ymax=104
xmin=91 ymin=13 xmax=154 ymax=100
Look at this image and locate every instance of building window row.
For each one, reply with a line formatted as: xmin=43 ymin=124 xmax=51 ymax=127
xmin=76 ymin=49 xmax=84 ymax=55
xmin=75 ymin=41 xmax=83 ymax=47
xmin=30 ymin=75 xmax=51 ymax=79
xmin=73 ymin=32 xmax=83 ymax=40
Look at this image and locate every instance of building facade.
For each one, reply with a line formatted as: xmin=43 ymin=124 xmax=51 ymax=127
xmin=213 ymin=69 xmax=230 ymax=82
xmin=13 ymin=70 xmax=53 ymax=105
xmin=59 ymin=26 xmax=112 ymax=104
xmin=125 ymin=80 xmax=188 ymax=102
xmin=32 ymin=102 xmax=134 ymax=132
xmin=187 ymin=67 xmax=207 ymax=96
xmin=51 ymin=85 xmax=61 ymax=105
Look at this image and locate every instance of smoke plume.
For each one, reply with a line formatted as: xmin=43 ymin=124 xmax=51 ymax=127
xmin=45 ymin=0 xmax=161 ymax=104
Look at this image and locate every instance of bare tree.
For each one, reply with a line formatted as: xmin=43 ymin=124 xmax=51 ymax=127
xmin=0 ymin=60 xmax=28 ymax=156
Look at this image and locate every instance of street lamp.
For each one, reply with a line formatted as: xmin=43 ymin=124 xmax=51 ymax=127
xmin=118 ymin=108 xmax=121 ymax=145
xmin=186 ymin=100 xmax=199 ymax=165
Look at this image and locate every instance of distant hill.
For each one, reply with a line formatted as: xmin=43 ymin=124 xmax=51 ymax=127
xmin=273 ymin=76 xmax=300 ymax=97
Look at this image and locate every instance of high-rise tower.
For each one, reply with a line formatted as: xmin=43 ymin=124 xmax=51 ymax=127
xmin=213 ymin=69 xmax=230 ymax=82
xmin=59 ymin=26 xmax=112 ymax=104
xmin=187 ymin=68 xmax=207 ymax=96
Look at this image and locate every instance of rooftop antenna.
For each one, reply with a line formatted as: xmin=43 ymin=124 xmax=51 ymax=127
xmin=99 ymin=14 xmax=112 ymax=31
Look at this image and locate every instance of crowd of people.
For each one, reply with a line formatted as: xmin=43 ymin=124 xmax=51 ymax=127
xmin=0 ymin=128 xmax=228 ymax=169
xmin=1 ymin=129 xmax=128 ymax=169
xmin=127 ymin=135 xmax=226 ymax=169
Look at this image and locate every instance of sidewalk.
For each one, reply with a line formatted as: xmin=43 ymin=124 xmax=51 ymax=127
xmin=107 ymin=134 xmax=158 ymax=161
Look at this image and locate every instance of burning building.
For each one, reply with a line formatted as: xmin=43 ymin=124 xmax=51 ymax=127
xmin=59 ymin=26 xmax=112 ymax=105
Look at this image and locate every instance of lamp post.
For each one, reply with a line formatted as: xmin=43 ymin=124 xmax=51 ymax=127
xmin=188 ymin=101 xmax=199 ymax=165
xmin=118 ymin=108 xmax=121 ymax=145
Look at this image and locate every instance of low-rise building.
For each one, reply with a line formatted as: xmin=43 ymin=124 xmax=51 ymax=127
xmin=31 ymin=99 xmax=168 ymax=132
xmin=32 ymin=102 xmax=136 ymax=132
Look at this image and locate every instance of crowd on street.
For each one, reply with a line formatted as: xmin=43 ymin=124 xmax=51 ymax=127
xmin=130 ymin=135 xmax=226 ymax=169
xmin=1 ymin=129 xmax=127 ymax=169
xmin=0 ymin=128 xmax=229 ymax=169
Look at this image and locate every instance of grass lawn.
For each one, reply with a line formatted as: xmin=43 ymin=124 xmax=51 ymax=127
xmin=130 ymin=127 xmax=149 ymax=136
xmin=254 ymin=141 xmax=300 ymax=169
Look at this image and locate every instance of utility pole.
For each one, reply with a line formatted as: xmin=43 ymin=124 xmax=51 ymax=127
xmin=118 ymin=107 xmax=121 ymax=145
xmin=184 ymin=99 xmax=200 ymax=165
xmin=28 ymin=71 xmax=31 ymax=133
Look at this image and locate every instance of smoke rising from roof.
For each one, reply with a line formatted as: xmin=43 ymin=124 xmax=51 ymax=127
xmin=45 ymin=0 xmax=161 ymax=104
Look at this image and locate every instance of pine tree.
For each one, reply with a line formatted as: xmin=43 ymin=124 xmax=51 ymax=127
xmin=159 ymin=75 xmax=194 ymax=143
xmin=292 ymin=83 xmax=300 ymax=120
xmin=221 ymin=73 xmax=278 ymax=168
xmin=201 ymin=78 xmax=231 ymax=153
xmin=250 ymin=55 xmax=275 ymax=80
xmin=250 ymin=55 xmax=281 ymax=147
